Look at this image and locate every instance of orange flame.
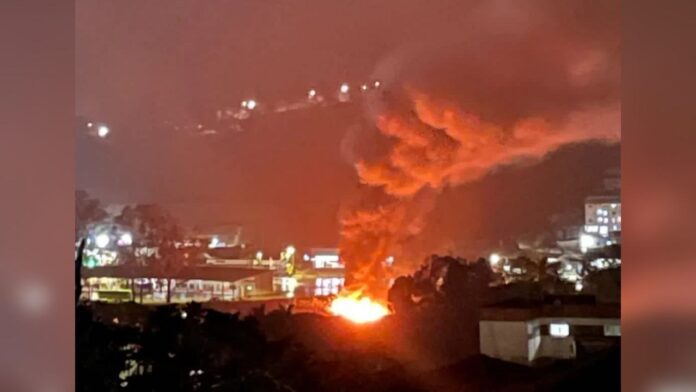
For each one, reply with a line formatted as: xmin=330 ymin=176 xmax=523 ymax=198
xmin=328 ymin=292 xmax=390 ymax=324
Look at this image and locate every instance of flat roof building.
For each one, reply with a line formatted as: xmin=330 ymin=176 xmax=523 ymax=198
xmin=479 ymin=296 xmax=620 ymax=366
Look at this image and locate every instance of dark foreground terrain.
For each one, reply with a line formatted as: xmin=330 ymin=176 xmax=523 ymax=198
xmin=79 ymin=301 xmax=619 ymax=391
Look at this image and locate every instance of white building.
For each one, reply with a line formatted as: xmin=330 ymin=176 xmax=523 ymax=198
xmin=584 ymin=196 xmax=621 ymax=237
xmin=479 ymin=299 xmax=620 ymax=366
xmin=580 ymin=195 xmax=621 ymax=252
xmin=304 ymin=248 xmax=343 ymax=269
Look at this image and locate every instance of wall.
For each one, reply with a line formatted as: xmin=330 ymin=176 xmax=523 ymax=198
xmin=479 ymin=320 xmax=530 ymax=365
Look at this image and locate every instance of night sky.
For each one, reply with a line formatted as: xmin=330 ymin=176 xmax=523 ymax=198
xmin=76 ymin=0 xmax=620 ymax=257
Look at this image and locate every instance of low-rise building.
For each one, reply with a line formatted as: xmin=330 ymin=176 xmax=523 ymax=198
xmin=479 ymin=296 xmax=620 ymax=366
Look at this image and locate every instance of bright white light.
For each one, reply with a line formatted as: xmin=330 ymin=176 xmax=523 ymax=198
xmin=489 ymin=253 xmax=501 ymax=266
xmin=256 ymin=251 xmax=263 ymax=260
xmin=385 ymin=255 xmax=395 ymax=265
xmin=97 ymin=125 xmax=110 ymax=138
xmin=86 ymin=122 xmax=93 ymax=128
xmin=575 ymin=281 xmax=583 ymax=292
xmin=303 ymin=253 xmax=310 ymax=261
xmin=285 ymin=245 xmax=296 ymax=257
xmin=313 ymin=255 xmax=339 ymax=262
xmin=361 ymin=84 xmax=368 ymax=91
xmin=246 ymin=99 xmax=257 ymax=110
xmin=241 ymin=100 xmax=248 ymax=108
xmin=580 ymin=233 xmax=596 ymax=253
xmin=209 ymin=236 xmax=220 ymax=249
xmin=308 ymin=89 xmax=317 ymax=98
xmin=339 ymin=83 xmax=350 ymax=93
xmin=119 ymin=232 xmax=133 ymax=246
xmin=550 ymin=323 xmax=570 ymax=337
xmin=95 ymin=233 xmax=110 ymax=248
xmin=373 ymin=80 xmax=381 ymax=88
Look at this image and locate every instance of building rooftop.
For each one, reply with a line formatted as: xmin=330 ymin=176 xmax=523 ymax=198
xmin=480 ymin=295 xmax=620 ymax=321
xmin=585 ymin=195 xmax=621 ymax=204
xmin=82 ymin=264 xmax=274 ymax=282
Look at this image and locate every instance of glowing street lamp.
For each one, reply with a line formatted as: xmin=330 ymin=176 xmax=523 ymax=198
xmin=246 ymin=99 xmax=257 ymax=110
xmin=95 ymin=233 xmax=110 ymax=249
xmin=373 ymin=80 xmax=381 ymax=88
xmin=308 ymin=89 xmax=317 ymax=99
xmin=361 ymin=84 xmax=368 ymax=91
xmin=285 ymin=245 xmax=296 ymax=257
xmin=97 ymin=125 xmax=110 ymax=138
xmin=339 ymin=83 xmax=350 ymax=94
xmin=256 ymin=251 xmax=263 ymax=260
xmin=489 ymin=253 xmax=502 ymax=266
xmin=119 ymin=232 xmax=133 ymax=246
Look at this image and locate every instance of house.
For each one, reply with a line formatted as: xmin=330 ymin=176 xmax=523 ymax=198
xmin=479 ymin=295 xmax=620 ymax=366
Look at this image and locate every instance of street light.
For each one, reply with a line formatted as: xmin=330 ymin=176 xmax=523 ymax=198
xmin=256 ymin=251 xmax=263 ymax=260
xmin=285 ymin=245 xmax=296 ymax=257
xmin=97 ymin=125 xmax=110 ymax=138
xmin=308 ymin=89 xmax=317 ymax=99
xmin=95 ymin=233 xmax=110 ymax=248
xmin=339 ymin=83 xmax=350 ymax=94
xmin=489 ymin=253 xmax=501 ymax=266
xmin=246 ymin=99 xmax=257 ymax=110
xmin=119 ymin=232 xmax=133 ymax=246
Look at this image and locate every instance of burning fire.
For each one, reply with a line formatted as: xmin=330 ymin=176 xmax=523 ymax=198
xmin=328 ymin=293 xmax=390 ymax=324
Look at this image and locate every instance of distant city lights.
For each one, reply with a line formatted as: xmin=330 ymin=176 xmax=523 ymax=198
xmin=489 ymin=253 xmax=502 ymax=266
xmin=339 ymin=83 xmax=350 ymax=94
xmin=256 ymin=251 xmax=263 ymax=260
xmin=360 ymin=84 xmax=368 ymax=91
xmin=373 ymin=80 xmax=381 ymax=88
xmin=308 ymin=89 xmax=317 ymax=99
xmin=246 ymin=99 xmax=257 ymax=110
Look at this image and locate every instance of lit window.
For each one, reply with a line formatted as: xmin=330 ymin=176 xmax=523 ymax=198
xmin=550 ymin=323 xmax=570 ymax=338
xmin=603 ymin=324 xmax=621 ymax=336
xmin=599 ymin=226 xmax=609 ymax=236
xmin=585 ymin=225 xmax=599 ymax=233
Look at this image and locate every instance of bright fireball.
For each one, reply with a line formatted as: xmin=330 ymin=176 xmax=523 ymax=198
xmin=328 ymin=296 xmax=390 ymax=324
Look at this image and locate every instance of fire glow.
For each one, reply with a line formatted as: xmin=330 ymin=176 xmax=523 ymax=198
xmin=328 ymin=294 xmax=390 ymax=324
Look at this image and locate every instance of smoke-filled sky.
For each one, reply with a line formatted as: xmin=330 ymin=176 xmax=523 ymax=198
xmin=76 ymin=0 xmax=620 ymax=256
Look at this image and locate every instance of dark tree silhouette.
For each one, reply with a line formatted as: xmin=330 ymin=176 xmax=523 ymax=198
xmin=76 ymin=238 xmax=86 ymax=304
xmin=75 ymin=189 xmax=108 ymax=241
xmin=115 ymin=204 xmax=185 ymax=303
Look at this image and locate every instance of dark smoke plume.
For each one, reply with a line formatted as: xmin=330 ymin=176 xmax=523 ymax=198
xmin=339 ymin=0 xmax=620 ymax=297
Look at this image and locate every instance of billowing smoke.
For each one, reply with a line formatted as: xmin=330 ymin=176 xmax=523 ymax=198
xmin=339 ymin=0 xmax=620 ymax=297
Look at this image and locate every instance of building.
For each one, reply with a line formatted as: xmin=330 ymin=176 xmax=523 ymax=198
xmin=479 ymin=296 xmax=620 ymax=366
xmin=81 ymin=264 xmax=275 ymax=303
xmin=581 ymin=195 xmax=621 ymax=252
xmin=303 ymin=248 xmax=343 ymax=269
xmin=584 ymin=196 xmax=621 ymax=237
